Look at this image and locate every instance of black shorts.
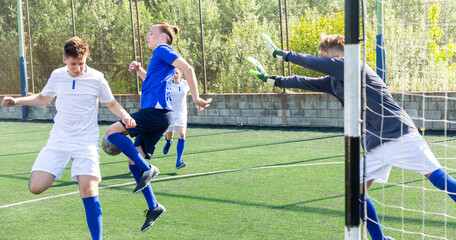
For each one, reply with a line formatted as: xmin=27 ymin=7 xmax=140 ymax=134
xmin=119 ymin=108 xmax=172 ymax=159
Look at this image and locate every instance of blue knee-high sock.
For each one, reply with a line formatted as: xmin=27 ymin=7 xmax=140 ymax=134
xmin=429 ymin=168 xmax=456 ymax=202
xmin=176 ymin=138 xmax=186 ymax=161
xmin=82 ymin=195 xmax=102 ymax=240
xmin=129 ymin=164 xmax=158 ymax=209
xmin=108 ymin=133 xmax=150 ymax=172
xmin=360 ymin=194 xmax=384 ymax=240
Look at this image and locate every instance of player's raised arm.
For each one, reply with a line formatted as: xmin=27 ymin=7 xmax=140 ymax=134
xmin=172 ymin=57 xmax=212 ymax=109
xmin=2 ymin=94 xmax=53 ymax=108
xmin=128 ymin=61 xmax=147 ymax=81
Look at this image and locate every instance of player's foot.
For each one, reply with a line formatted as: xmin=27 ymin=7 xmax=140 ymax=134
xmin=141 ymin=203 xmax=166 ymax=232
xmin=133 ymin=165 xmax=159 ymax=194
xmin=176 ymin=160 xmax=187 ymax=169
xmin=384 ymin=237 xmax=395 ymax=240
xmin=163 ymin=139 xmax=173 ymax=155
xmin=261 ymin=34 xmax=284 ymax=60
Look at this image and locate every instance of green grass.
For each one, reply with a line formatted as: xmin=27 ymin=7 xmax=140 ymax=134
xmin=0 ymin=121 xmax=455 ymax=239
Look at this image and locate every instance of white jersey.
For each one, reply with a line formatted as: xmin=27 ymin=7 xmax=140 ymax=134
xmin=41 ymin=66 xmax=115 ymax=145
xmin=170 ymin=80 xmax=190 ymax=119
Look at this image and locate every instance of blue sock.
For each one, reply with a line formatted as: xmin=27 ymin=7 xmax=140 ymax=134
xmin=129 ymin=164 xmax=158 ymax=209
xmin=429 ymin=168 xmax=456 ymax=202
xmin=82 ymin=195 xmax=102 ymax=240
xmin=108 ymin=133 xmax=150 ymax=172
xmin=360 ymin=194 xmax=384 ymax=240
xmin=163 ymin=136 xmax=173 ymax=155
xmin=176 ymin=138 xmax=186 ymax=161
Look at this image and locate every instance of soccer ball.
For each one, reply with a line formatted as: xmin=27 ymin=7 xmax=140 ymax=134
xmin=101 ymin=135 xmax=121 ymax=156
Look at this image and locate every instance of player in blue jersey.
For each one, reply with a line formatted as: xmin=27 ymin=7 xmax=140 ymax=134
xmin=2 ymin=37 xmax=136 ymax=240
xmin=248 ymin=34 xmax=456 ymax=240
xmin=105 ymin=22 xmax=212 ymax=232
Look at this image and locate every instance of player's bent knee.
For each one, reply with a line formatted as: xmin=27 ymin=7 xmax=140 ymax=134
xmin=105 ymin=126 xmax=115 ymax=136
xmin=28 ymin=171 xmax=54 ymax=194
xmin=106 ymin=122 xmax=128 ymax=136
xmin=79 ymin=188 xmax=98 ymax=198
xmin=28 ymin=182 xmax=48 ymax=195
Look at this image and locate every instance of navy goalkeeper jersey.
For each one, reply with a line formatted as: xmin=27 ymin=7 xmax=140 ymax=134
xmin=274 ymin=51 xmax=418 ymax=151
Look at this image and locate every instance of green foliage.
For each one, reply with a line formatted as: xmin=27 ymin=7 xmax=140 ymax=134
xmin=1 ymin=0 xmax=455 ymax=94
xmin=289 ymin=9 xmax=345 ymax=78
xmin=384 ymin=2 xmax=456 ymax=92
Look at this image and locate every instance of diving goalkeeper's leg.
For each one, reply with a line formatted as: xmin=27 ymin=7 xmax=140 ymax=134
xmin=429 ymin=168 xmax=456 ymax=202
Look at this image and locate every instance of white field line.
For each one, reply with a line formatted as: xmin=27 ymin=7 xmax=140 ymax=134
xmin=0 ymin=161 xmax=343 ymax=209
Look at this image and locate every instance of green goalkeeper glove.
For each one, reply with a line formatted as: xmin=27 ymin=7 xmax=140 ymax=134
xmin=247 ymin=57 xmax=276 ymax=86
xmin=261 ymin=34 xmax=285 ymax=60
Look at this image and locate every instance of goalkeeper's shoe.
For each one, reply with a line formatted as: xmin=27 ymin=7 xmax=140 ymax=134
xmin=246 ymin=57 xmax=276 ymax=86
xmin=141 ymin=203 xmax=166 ymax=232
xmin=133 ymin=165 xmax=159 ymax=194
xmin=384 ymin=237 xmax=395 ymax=240
xmin=261 ymin=34 xmax=285 ymax=60
xmin=176 ymin=160 xmax=187 ymax=169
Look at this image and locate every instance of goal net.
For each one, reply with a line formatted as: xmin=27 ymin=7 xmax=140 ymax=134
xmin=361 ymin=0 xmax=456 ymax=239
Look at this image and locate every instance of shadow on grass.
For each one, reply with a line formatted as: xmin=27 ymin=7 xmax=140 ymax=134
xmin=0 ymin=151 xmax=40 ymax=158
xmin=151 ymin=134 xmax=344 ymax=161
xmin=0 ymin=132 xmax=343 ymax=184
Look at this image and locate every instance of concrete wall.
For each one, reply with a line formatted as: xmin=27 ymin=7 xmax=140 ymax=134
xmin=1 ymin=93 xmax=455 ymax=130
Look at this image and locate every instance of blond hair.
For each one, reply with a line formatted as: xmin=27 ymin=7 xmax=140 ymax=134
xmin=317 ymin=34 xmax=345 ymax=54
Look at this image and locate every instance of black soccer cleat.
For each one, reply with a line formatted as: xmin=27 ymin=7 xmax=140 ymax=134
xmin=133 ymin=165 xmax=159 ymax=194
xmin=141 ymin=203 xmax=166 ymax=232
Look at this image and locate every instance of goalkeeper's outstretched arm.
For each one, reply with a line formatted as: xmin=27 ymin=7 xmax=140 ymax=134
xmin=246 ymin=57 xmax=276 ymax=86
xmin=247 ymin=56 xmax=335 ymax=94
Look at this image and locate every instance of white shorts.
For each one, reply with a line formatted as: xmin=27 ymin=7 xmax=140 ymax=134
xmin=166 ymin=114 xmax=187 ymax=132
xmin=31 ymin=140 xmax=101 ymax=182
xmin=361 ymin=132 xmax=441 ymax=183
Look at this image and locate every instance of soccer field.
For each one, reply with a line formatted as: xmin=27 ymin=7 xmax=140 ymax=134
xmin=0 ymin=121 xmax=455 ymax=239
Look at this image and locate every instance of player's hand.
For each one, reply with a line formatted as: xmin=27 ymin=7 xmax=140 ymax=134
xmin=2 ymin=96 xmax=16 ymax=108
xmin=247 ymin=57 xmax=270 ymax=82
xmin=193 ymin=97 xmax=212 ymax=111
xmin=128 ymin=61 xmax=142 ymax=72
xmin=122 ymin=116 xmax=137 ymax=129
xmin=261 ymin=34 xmax=284 ymax=60
xmin=247 ymin=57 xmax=277 ymax=86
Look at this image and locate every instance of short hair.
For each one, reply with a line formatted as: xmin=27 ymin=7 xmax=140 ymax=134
xmin=154 ymin=22 xmax=179 ymax=45
xmin=63 ymin=37 xmax=89 ymax=58
xmin=317 ymin=34 xmax=345 ymax=54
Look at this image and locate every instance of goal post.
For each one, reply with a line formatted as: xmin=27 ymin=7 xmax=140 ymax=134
xmin=344 ymin=0 xmax=361 ymax=239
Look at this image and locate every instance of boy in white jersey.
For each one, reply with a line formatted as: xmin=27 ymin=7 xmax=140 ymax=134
xmin=2 ymin=37 xmax=136 ymax=240
xmin=162 ymin=69 xmax=190 ymax=169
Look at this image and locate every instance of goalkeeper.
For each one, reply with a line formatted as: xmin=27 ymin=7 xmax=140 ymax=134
xmin=248 ymin=34 xmax=456 ymax=240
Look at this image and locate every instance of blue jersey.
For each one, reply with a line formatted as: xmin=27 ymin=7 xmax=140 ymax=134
xmin=141 ymin=44 xmax=181 ymax=110
xmin=275 ymin=51 xmax=418 ymax=151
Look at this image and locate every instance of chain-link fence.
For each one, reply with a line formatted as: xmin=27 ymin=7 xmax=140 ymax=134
xmin=1 ymin=0 xmax=454 ymax=95
xmin=0 ymin=0 xmax=348 ymax=95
